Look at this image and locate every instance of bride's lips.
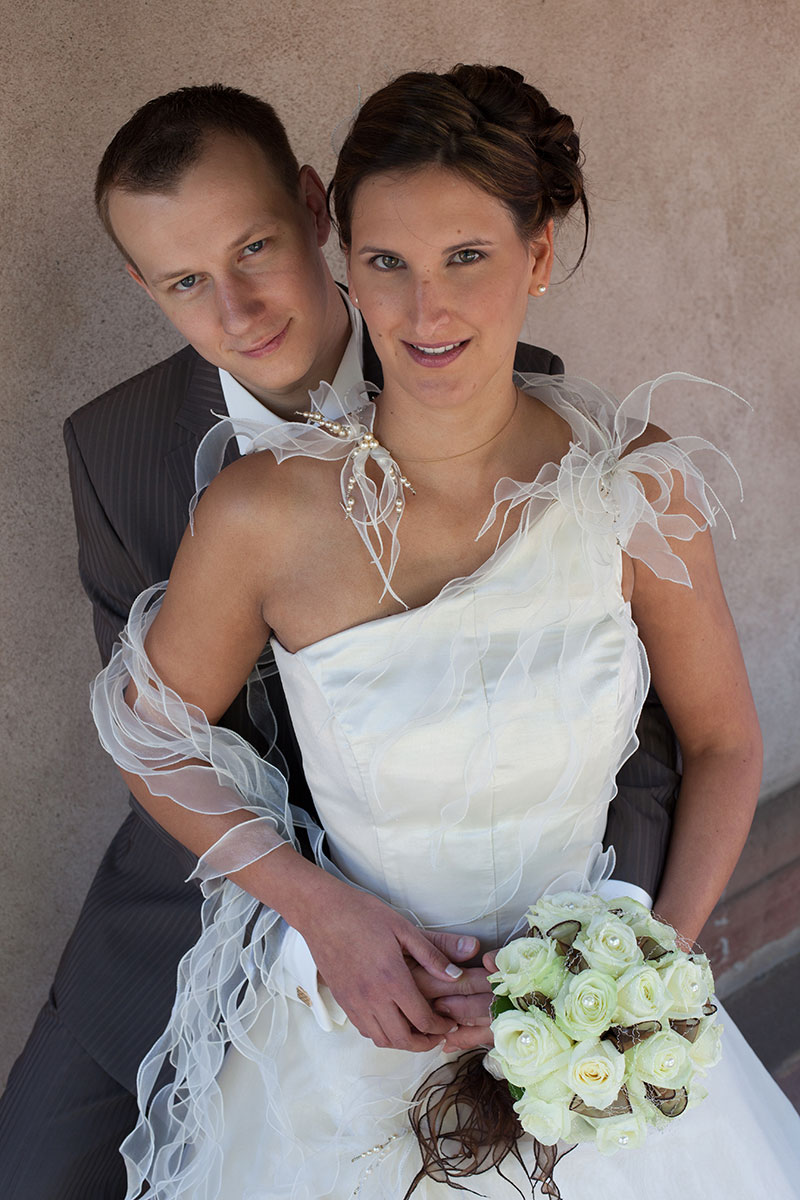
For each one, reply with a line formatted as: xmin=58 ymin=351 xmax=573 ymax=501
xmin=237 ymin=323 xmax=290 ymax=358
xmin=403 ymin=339 xmax=469 ymax=368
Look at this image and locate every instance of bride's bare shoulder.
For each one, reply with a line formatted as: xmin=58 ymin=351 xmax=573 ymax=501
xmin=189 ymin=450 xmax=342 ymax=550
xmin=520 ymin=392 xmax=574 ymax=465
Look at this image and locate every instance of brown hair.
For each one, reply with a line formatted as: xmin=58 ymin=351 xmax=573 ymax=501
xmin=329 ymin=64 xmax=588 ymax=270
xmin=95 ymin=84 xmax=300 ymax=263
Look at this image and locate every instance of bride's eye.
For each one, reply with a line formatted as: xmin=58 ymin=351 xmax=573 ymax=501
xmin=241 ymin=239 xmax=266 ymax=257
xmin=451 ymin=249 xmax=484 ymax=265
xmin=369 ymin=254 xmax=403 ymax=271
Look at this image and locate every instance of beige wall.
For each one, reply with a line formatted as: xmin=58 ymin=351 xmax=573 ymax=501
xmin=1 ymin=0 xmax=798 ymax=1080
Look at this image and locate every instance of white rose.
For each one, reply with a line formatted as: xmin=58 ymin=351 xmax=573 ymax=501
xmin=535 ymin=1071 xmax=574 ymax=1104
xmin=686 ymin=1079 xmax=709 ymax=1111
xmin=613 ymin=965 xmax=668 ymax=1026
xmin=490 ymin=938 xmax=567 ymax=1001
xmin=636 ymin=914 xmax=678 ymax=953
xmin=633 ymin=1030 xmax=693 ymax=1089
xmin=554 ymin=970 xmax=617 ymax=1040
xmin=607 ymin=899 xmax=677 ymax=953
xmin=574 ymin=914 xmax=642 ymax=979
xmin=564 ymin=1038 xmax=626 ymax=1111
xmin=692 ymin=954 xmax=716 ymax=1002
xmin=604 ymin=895 xmax=651 ymax=924
xmin=488 ymin=1009 xmax=572 ymax=1088
xmin=657 ymin=958 xmax=710 ymax=1019
xmin=526 ymin=891 xmax=602 ymax=934
xmin=513 ymin=1091 xmax=574 ymax=1145
xmin=687 ymin=1017 xmax=723 ymax=1075
xmin=594 ymin=1109 xmax=648 ymax=1155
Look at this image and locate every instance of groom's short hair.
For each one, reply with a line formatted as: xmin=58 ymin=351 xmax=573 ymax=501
xmin=95 ymin=84 xmax=300 ymax=260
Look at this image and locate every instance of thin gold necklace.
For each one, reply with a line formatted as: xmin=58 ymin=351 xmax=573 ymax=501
xmin=389 ymin=392 xmax=520 ymax=465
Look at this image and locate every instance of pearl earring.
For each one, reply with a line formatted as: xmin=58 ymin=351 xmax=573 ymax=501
xmin=537 ymin=284 xmax=547 ymax=295
xmin=350 ymin=294 xmax=359 ymax=306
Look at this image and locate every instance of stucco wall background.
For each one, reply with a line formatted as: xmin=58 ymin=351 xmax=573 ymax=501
xmin=1 ymin=0 xmax=797 ymax=1083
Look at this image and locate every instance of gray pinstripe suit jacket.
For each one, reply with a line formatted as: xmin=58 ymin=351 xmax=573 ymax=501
xmin=59 ymin=334 xmax=679 ymax=1093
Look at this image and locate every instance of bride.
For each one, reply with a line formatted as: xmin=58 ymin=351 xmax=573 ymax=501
xmin=92 ymin=64 xmax=798 ymax=1198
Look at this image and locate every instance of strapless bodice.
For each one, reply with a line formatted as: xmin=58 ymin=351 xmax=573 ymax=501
xmin=273 ymin=496 xmax=644 ymax=946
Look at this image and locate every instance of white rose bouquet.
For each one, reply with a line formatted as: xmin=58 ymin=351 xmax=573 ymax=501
xmin=486 ymin=892 xmax=721 ymax=1163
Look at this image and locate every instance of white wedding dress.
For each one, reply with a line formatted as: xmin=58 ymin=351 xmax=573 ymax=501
xmin=93 ymin=375 xmax=800 ymax=1199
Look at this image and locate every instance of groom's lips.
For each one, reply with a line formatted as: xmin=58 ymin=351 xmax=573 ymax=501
xmin=403 ymin=339 xmax=470 ymax=368
xmin=238 ymin=323 xmax=290 ymax=358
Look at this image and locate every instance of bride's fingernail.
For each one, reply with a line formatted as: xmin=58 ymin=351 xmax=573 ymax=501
xmin=457 ymin=937 xmax=477 ymax=955
xmin=445 ymin=963 xmax=463 ymax=979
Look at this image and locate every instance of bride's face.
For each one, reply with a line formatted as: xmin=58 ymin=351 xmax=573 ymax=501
xmin=346 ymin=165 xmax=553 ymax=409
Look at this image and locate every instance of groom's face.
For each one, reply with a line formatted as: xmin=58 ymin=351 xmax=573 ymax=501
xmin=106 ymin=133 xmax=342 ymax=406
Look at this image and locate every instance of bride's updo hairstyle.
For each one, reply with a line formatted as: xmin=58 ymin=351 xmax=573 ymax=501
xmin=329 ymin=63 xmax=589 ymax=268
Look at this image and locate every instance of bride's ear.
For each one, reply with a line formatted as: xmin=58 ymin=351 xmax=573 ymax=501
xmin=528 ymin=219 xmax=555 ymax=298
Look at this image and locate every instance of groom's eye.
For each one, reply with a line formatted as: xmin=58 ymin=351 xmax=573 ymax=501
xmin=242 ymin=239 xmax=266 ymax=256
xmin=174 ymin=275 xmax=198 ymax=291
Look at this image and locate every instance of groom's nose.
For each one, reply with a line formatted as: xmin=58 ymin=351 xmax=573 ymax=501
xmin=215 ymin=274 xmax=266 ymax=335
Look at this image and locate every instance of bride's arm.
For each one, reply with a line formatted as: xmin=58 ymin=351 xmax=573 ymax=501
xmin=109 ymin=462 xmax=469 ymax=1052
xmin=628 ymin=449 xmax=762 ymax=943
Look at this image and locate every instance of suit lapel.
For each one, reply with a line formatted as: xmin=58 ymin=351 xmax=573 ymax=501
xmin=165 ymin=351 xmax=238 ymax=506
xmin=175 ymin=352 xmax=227 ymax=436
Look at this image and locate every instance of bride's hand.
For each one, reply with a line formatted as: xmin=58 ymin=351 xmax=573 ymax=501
xmin=439 ymin=949 xmax=502 ymax=1052
xmin=410 ymin=949 xmax=495 ymax=1052
xmin=441 ymin=949 xmax=499 ymax=1051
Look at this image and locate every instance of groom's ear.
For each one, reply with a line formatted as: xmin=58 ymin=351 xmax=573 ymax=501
xmin=298 ymin=164 xmax=332 ymax=248
xmin=125 ymin=262 xmax=155 ymax=301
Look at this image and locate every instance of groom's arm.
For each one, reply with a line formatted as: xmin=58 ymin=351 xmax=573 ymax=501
xmin=64 ymin=414 xmax=148 ymax=665
xmin=603 ymin=693 xmax=680 ymax=903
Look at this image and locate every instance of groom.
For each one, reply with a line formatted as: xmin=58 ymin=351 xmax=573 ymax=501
xmin=0 ymin=85 xmax=679 ymax=1198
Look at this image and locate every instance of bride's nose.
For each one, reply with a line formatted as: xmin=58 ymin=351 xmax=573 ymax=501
xmin=408 ymin=276 xmax=451 ymax=337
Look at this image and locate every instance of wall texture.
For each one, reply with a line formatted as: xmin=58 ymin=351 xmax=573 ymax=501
xmin=1 ymin=0 xmax=798 ymax=1082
